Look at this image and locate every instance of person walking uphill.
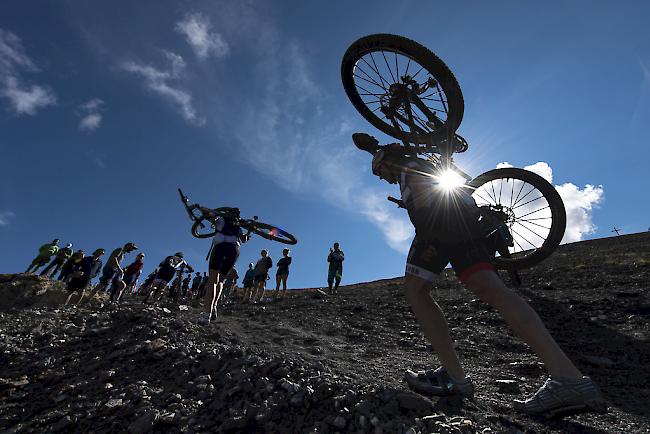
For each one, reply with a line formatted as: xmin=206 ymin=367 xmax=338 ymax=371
xmin=25 ymin=239 xmax=59 ymax=274
xmin=327 ymin=243 xmax=344 ymax=294
xmin=40 ymin=243 xmax=73 ymax=277
xmin=83 ymin=242 xmax=138 ymax=303
xmin=198 ymin=208 xmax=250 ymax=323
xmin=65 ymin=248 xmax=105 ymax=306
xmin=353 ymin=132 xmax=607 ymax=417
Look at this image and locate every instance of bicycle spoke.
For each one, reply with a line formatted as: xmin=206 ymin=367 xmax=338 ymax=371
xmin=509 ymin=178 xmax=515 ymax=209
xmin=516 ymin=220 xmax=548 ymax=241
xmin=355 ymin=82 xmax=381 ymax=99
xmin=511 ymin=185 xmax=536 ymax=208
xmin=517 ymin=205 xmax=550 ymax=220
xmin=513 ymin=194 xmax=545 ymax=210
xmin=512 ymin=180 xmax=527 ymax=208
xmin=474 ymin=192 xmax=493 ymax=205
xmin=510 ymin=232 xmax=527 ymax=253
xmin=490 ymin=181 xmax=499 ymax=205
xmin=381 ymin=51 xmax=397 ymax=83
xmin=404 ymin=56 xmax=411 ymax=77
xmin=395 ymin=52 xmax=399 ymax=82
xmin=480 ymin=183 xmax=498 ymax=204
xmin=520 ymin=216 xmax=553 ymax=222
xmin=517 ymin=219 xmax=551 ymax=231
xmin=365 ymin=54 xmax=390 ymax=90
xmin=498 ymin=179 xmax=504 ymax=204
xmin=435 ymin=82 xmax=448 ymax=113
xmin=411 ymin=65 xmax=425 ymax=80
xmin=510 ymin=226 xmax=539 ymax=250
xmin=354 ymin=70 xmax=387 ymax=90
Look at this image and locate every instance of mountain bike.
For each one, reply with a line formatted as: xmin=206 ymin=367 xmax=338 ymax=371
xmin=178 ymin=189 xmax=298 ymax=245
xmin=342 ymin=34 xmax=566 ymax=273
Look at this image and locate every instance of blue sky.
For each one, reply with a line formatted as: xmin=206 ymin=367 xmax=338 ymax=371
xmin=1 ymin=1 xmax=649 ymax=288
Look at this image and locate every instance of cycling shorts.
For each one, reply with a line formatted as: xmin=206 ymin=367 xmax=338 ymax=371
xmin=209 ymin=242 xmax=239 ymax=275
xmin=100 ymin=267 xmax=121 ymax=284
xmin=405 ymin=235 xmax=496 ymax=284
xmin=253 ymin=272 xmax=268 ymax=283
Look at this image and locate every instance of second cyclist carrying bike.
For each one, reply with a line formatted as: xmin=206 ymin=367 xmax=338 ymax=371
xmin=354 ymin=132 xmax=606 ymax=416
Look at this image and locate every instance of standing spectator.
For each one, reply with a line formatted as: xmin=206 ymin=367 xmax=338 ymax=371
xmin=327 ymin=242 xmax=345 ymax=294
xmin=41 ymin=243 xmax=73 ymax=277
xmin=66 ymin=248 xmax=105 ymax=306
xmin=197 ymin=272 xmax=208 ymax=300
xmin=25 ymin=239 xmax=59 ymax=274
xmin=222 ymin=267 xmax=239 ymax=301
xmin=182 ymin=273 xmax=192 ymax=299
xmin=58 ymin=249 xmax=85 ymax=281
xmin=275 ymin=248 xmax=292 ymax=298
xmin=116 ymin=252 xmax=145 ymax=303
xmin=191 ymin=272 xmax=202 ymax=298
xmin=252 ymin=250 xmax=273 ymax=303
xmin=242 ymin=263 xmax=255 ymax=302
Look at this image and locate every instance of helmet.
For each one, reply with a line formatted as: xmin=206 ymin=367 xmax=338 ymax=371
xmin=125 ymin=242 xmax=138 ymax=250
xmin=175 ymin=252 xmax=184 ymax=258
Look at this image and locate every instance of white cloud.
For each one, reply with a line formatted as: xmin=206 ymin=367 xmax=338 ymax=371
xmin=120 ymin=51 xmax=204 ymax=125
xmin=175 ymin=12 xmax=229 ymax=60
xmin=0 ymin=210 xmax=15 ymax=226
xmin=78 ymin=98 xmax=104 ymax=132
xmin=0 ymin=29 xmax=56 ymax=115
xmin=496 ymin=161 xmax=604 ymax=243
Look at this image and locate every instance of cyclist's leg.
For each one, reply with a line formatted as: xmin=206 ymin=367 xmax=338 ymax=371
xmin=463 ymin=270 xmax=582 ymax=380
xmin=40 ymin=259 xmax=56 ymax=276
xmin=281 ymin=274 xmax=288 ymax=293
xmin=275 ymin=274 xmax=281 ymax=292
xmin=404 ymin=238 xmax=466 ymax=382
xmin=334 ymin=268 xmax=342 ymax=292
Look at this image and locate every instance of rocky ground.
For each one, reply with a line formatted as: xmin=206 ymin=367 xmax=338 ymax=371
xmin=1 ymin=232 xmax=649 ymax=433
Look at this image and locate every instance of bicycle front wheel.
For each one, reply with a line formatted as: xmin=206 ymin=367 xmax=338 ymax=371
xmin=242 ymin=220 xmax=297 ymax=245
xmin=468 ymin=168 xmax=566 ymax=269
xmin=341 ymin=34 xmax=464 ymax=144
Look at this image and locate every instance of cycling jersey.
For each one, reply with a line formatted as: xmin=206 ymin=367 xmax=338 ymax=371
xmin=327 ymin=250 xmax=344 ymax=271
xmin=158 ymin=255 xmax=185 ymax=282
xmin=211 ymin=216 xmax=244 ymax=247
xmin=399 ymin=159 xmax=483 ymax=243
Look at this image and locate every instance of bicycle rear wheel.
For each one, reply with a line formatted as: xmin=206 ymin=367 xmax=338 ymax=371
xmin=341 ymin=34 xmax=464 ymax=144
xmin=468 ymin=168 xmax=566 ymax=269
xmin=242 ymin=220 xmax=297 ymax=245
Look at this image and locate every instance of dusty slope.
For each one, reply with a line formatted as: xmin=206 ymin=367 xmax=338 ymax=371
xmin=0 ymin=232 xmax=648 ymax=433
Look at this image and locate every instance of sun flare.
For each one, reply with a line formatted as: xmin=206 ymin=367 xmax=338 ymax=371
xmin=437 ymin=169 xmax=466 ymax=191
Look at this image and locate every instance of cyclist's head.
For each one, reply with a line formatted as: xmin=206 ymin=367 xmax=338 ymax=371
xmin=93 ymin=248 xmax=105 ymax=256
xmin=372 ymin=147 xmax=401 ymax=184
xmin=124 ymin=242 xmax=138 ymax=251
xmin=333 ymin=242 xmax=340 ymax=250
xmin=249 ymin=262 xmax=254 ymax=269
xmin=260 ymin=249 xmax=268 ymax=257
xmin=175 ymin=252 xmax=184 ymax=258
xmin=196 ymin=272 xmax=200 ymax=276
xmin=65 ymin=243 xmax=73 ymax=248
xmin=282 ymin=248 xmax=290 ymax=256
xmin=52 ymin=238 xmax=60 ymax=245
xmin=137 ymin=253 xmax=145 ymax=260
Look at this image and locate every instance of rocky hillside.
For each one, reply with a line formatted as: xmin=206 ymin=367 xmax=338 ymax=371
xmin=1 ymin=232 xmax=649 ymax=433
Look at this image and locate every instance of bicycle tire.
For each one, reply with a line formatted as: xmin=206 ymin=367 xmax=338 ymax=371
xmin=191 ymin=220 xmax=217 ymax=239
xmin=468 ymin=168 xmax=566 ymax=269
xmin=241 ymin=220 xmax=297 ymax=245
xmin=341 ymin=34 xmax=464 ymax=144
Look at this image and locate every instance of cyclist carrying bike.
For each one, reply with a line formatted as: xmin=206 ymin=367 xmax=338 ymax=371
xmin=198 ymin=208 xmax=250 ymax=323
xmin=355 ymin=132 xmax=606 ymax=416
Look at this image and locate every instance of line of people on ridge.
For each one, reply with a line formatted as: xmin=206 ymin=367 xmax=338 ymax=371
xmin=22 ymin=237 xmax=346 ymax=310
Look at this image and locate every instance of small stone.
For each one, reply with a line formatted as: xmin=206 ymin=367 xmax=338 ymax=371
xmin=162 ymin=307 xmax=171 ymax=314
xmin=495 ymin=379 xmax=520 ymax=394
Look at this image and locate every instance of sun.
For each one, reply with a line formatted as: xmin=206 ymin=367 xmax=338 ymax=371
xmin=437 ymin=169 xmax=466 ymax=191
